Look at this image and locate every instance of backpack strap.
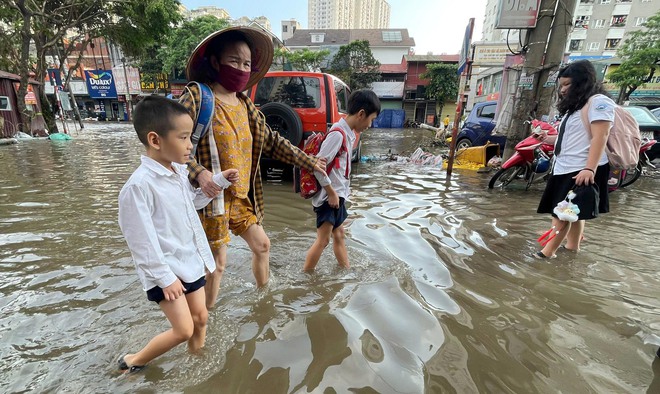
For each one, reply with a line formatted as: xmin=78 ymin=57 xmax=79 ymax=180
xmin=327 ymin=126 xmax=350 ymax=178
xmin=187 ymin=82 xmax=215 ymax=157
xmin=579 ymin=95 xmax=597 ymax=138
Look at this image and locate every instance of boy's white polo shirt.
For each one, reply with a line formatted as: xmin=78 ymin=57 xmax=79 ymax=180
xmin=312 ymin=118 xmax=356 ymax=208
xmin=119 ymin=156 xmax=216 ymax=291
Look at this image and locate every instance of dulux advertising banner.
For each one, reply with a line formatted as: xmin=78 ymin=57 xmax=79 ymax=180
xmin=85 ymin=70 xmax=117 ymax=99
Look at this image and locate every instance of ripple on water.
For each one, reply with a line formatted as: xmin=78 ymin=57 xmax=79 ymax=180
xmin=0 ymin=127 xmax=658 ymax=392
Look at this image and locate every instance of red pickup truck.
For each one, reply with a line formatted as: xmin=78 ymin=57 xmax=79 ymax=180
xmin=247 ymin=71 xmax=361 ymax=170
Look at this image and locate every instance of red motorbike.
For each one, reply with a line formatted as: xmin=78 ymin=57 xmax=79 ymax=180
xmin=488 ymin=120 xmax=558 ymax=190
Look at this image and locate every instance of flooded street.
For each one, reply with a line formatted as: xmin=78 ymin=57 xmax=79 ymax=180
xmin=1 ymin=124 xmax=659 ymax=393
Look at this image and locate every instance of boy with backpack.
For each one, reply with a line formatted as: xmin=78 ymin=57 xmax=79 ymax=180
xmin=117 ymin=96 xmax=238 ymax=372
xmin=303 ymin=90 xmax=380 ymax=271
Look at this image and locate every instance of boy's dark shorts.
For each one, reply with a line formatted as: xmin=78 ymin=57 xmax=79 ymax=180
xmin=146 ymin=276 xmax=206 ymax=304
xmin=314 ymin=197 xmax=348 ymax=229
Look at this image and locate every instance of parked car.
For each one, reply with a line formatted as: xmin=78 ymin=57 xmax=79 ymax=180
xmin=247 ymin=71 xmax=361 ymax=172
xmin=455 ymin=101 xmax=506 ymax=150
xmin=622 ymin=106 xmax=660 ymax=161
xmin=651 ymin=107 xmax=660 ymax=121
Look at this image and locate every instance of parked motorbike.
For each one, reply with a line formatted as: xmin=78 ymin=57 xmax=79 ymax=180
xmin=489 ymin=120 xmax=657 ymax=191
xmin=608 ymin=137 xmax=657 ymax=191
xmin=488 ymin=119 xmax=558 ymax=190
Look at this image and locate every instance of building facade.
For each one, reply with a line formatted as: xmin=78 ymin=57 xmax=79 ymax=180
xmin=308 ymin=0 xmax=390 ymax=29
xmin=284 ymin=28 xmax=414 ymax=66
xmin=185 ymin=6 xmax=230 ymax=21
xmin=282 ymin=19 xmax=302 ymax=41
xmin=567 ymin=0 xmax=659 ymax=57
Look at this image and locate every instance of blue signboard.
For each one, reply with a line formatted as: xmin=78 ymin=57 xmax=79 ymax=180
xmin=85 ymin=69 xmax=117 ymax=99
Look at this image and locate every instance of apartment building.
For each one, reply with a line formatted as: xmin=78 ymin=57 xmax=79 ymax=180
xmin=567 ymin=0 xmax=659 ymax=56
xmin=308 ymin=0 xmax=390 ymax=29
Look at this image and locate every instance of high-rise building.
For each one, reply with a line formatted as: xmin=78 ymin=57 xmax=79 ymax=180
xmin=567 ymin=0 xmax=658 ymax=57
xmin=308 ymin=0 xmax=390 ymax=29
xmin=482 ymin=0 xmax=660 ymax=57
xmin=481 ymin=0 xmax=521 ymax=44
xmin=185 ymin=6 xmax=231 ymax=21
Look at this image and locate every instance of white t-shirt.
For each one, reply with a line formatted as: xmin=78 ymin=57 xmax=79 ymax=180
xmin=312 ymin=118 xmax=356 ymax=208
xmin=553 ymin=94 xmax=615 ymax=175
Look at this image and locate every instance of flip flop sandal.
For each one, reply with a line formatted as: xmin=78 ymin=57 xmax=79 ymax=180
xmin=533 ymin=251 xmax=556 ymax=259
xmin=118 ymin=355 xmax=145 ymax=373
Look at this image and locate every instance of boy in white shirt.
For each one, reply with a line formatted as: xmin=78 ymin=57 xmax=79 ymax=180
xmin=304 ymin=90 xmax=380 ymax=271
xmin=117 ymin=96 xmax=238 ymax=373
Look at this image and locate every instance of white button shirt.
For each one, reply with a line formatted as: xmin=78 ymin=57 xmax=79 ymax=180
xmin=118 ymin=156 xmax=226 ymax=291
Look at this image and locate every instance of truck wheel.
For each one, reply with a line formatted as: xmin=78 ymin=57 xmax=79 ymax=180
xmin=260 ymin=102 xmax=303 ymax=147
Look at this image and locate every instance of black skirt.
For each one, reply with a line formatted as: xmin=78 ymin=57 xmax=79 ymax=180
xmin=537 ymin=163 xmax=610 ymax=220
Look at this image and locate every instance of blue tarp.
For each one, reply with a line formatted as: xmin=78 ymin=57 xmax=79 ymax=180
xmin=372 ymin=109 xmax=405 ymax=129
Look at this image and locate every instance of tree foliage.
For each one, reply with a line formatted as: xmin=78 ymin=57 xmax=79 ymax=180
xmin=328 ymin=40 xmax=381 ymax=90
xmin=274 ymin=48 xmax=330 ymax=71
xmin=608 ymin=11 xmax=660 ymax=103
xmin=421 ymin=63 xmax=459 ymax=103
xmin=158 ymin=15 xmax=230 ymax=78
xmin=3 ymin=0 xmax=181 ymax=134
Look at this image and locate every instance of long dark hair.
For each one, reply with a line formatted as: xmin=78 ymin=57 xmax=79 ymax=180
xmin=556 ymin=60 xmax=609 ymax=115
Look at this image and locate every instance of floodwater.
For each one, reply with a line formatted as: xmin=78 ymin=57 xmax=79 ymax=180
xmin=1 ymin=124 xmax=659 ymax=393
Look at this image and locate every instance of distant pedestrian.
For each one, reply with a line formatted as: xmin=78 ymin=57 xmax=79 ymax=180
xmin=534 ymin=60 xmax=613 ymax=258
xmin=443 ymin=115 xmax=450 ymax=130
xmin=117 ymin=96 xmax=238 ymax=373
xmin=304 ymin=90 xmax=381 ymax=271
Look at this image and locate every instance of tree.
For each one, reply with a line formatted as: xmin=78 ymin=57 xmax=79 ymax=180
xmin=421 ymin=63 xmax=459 ymax=115
xmin=328 ymin=40 xmax=381 ymax=89
xmin=158 ymin=15 xmax=230 ymax=79
xmin=273 ymin=47 xmax=330 ymax=71
xmin=4 ymin=0 xmax=181 ymax=134
xmin=607 ymin=11 xmax=660 ymax=104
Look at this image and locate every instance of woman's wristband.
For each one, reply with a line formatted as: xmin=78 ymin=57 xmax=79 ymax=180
xmin=582 ymin=168 xmax=595 ymax=174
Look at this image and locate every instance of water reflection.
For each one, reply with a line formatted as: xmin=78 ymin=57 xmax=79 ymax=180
xmin=0 ymin=125 xmax=658 ymax=392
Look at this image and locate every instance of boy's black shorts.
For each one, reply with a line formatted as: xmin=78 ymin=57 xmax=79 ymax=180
xmin=314 ymin=197 xmax=348 ymax=229
xmin=146 ymin=276 xmax=206 ymax=304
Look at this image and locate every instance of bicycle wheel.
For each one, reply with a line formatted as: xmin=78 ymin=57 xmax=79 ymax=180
xmin=620 ymin=162 xmax=642 ymax=188
xmin=488 ymin=166 xmax=526 ymax=189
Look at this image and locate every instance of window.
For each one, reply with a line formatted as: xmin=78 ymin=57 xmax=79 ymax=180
xmin=334 ymin=80 xmax=349 ymax=114
xmin=575 ymin=15 xmax=590 ymax=28
xmin=587 ymin=42 xmax=601 ymax=51
xmin=615 ymin=0 xmax=632 ymax=2
xmin=283 ymin=25 xmax=288 ymax=32
xmin=311 ymin=34 xmax=325 ymax=43
xmin=594 ymin=19 xmax=606 ymax=28
xmin=605 ymin=39 xmax=621 ymax=49
xmin=0 ymin=96 xmax=11 ymax=111
xmin=580 ymin=0 xmax=594 ymax=3
xmin=382 ymin=31 xmax=403 ymax=42
xmin=635 ymin=17 xmax=648 ymax=26
xmin=254 ymin=76 xmax=321 ymax=109
xmin=478 ymin=104 xmax=496 ymax=119
xmin=611 ymin=15 xmax=627 ymax=27
xmin=569 ymin=39 xmax=584 ymax=50
xmin=600 ymin=0 xmax=610 ymax=3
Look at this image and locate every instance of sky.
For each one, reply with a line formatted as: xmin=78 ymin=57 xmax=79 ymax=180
xmin=181 ymin=0 xmax=489 ymax=55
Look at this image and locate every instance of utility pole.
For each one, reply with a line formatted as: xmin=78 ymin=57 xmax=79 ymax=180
xmin=121 ymin=57 xmax=132 ymax=121
xmin=537 ymin=0 xmax=578 ymax=115
xmin=503 ymin=0 xmax=576 ymax=159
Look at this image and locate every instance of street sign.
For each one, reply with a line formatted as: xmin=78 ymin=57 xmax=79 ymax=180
xmin=496 ymin=0 xmax=542 ymax=29
xmin=84 ymin=70 xmax=117 ymax=99
xmin=458 ymin=18 xmax=475 ymax=75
